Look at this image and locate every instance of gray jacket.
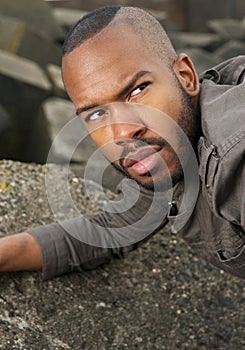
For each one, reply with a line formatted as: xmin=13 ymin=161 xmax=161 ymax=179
xmin=29 ymin=56 xmax=245 ymax=280
xmin=178 ymin=56 xmax=245 ymax=278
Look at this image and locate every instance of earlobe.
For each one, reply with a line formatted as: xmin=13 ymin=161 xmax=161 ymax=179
xmin=173 ymin=54 xmax=199 ymax=97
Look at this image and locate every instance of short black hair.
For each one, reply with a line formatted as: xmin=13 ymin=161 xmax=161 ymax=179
xmin=62 ymin=6 xmax=177 ymax=65
xmin=62 ymin=6 xmax=121 ymax=56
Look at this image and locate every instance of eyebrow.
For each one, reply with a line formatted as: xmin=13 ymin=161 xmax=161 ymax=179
xmin=76 ymin=70 xmax=151 ymax=115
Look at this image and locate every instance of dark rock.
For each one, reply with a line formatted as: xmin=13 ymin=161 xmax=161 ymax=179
xmin=214 ymin=40 xmax=245 ymax=60
xmin=0 ymin=105 xmax=11 ymax=134
xmin=160 ymin=238 xmax=168 ymax=247
xmin=53 ymin=7 xmax=88 ymax=33
xmin=46 ymin=64 xmax=68 ymax=99
xmin=169 ymin=31 xmax=226 ymax=52
xmin=26 ymin=97 xmax=86 ymax=163
xmin=0 ymin=15 xmax=62 ymax=68
xmin=186 ymin=0 xmax=245 ymax=32
xmin=0 ymin=49 xmax=52 ymax=159
xmin=0 ymin=105 xmax=15 ymax=160
xmin=0 ymin=0 xmax=64 ymax=41
xmin=208 ymin=18 xmax=245 ymax=41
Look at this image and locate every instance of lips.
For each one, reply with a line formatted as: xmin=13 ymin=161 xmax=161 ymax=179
xmin=124 ymin=147 xmax=162 ymax=175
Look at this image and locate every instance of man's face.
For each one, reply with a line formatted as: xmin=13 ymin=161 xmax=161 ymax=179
xmin=62 ymin=24 xmax=199 ymax=191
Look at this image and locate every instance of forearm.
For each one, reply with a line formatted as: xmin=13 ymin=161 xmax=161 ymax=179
xmin=0 ymin=233 xmax=42 ymax=272
xmin=28 ymin=181 xmax=168 ymax=280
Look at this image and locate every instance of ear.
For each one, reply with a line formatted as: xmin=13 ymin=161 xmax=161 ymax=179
xmin=173 ymin=54 xmax=199 ymax=98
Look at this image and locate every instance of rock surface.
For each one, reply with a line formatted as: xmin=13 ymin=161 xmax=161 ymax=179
xmin=0 ymin=49 xmax=52 ymax=159
xmin=0 ymin=15 xmax=62 ymax=68
xmin=0 ymin=160 xmax=244 ymax=350
xmin=0 ymin=0 xmax=64 ymax=41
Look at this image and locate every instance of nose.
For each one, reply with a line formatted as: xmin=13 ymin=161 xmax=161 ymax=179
xmin=113 ymin=123 xmax=147 ymax=146
xmin=110 ymin=104 xmax=147 ymax=145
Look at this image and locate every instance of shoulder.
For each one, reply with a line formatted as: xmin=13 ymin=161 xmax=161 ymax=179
xmin=199 ymin=55 xmax=245 ymax=85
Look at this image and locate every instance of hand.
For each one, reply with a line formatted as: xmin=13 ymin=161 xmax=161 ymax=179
xmin=0 ymin=233 xmax=42 ymax=272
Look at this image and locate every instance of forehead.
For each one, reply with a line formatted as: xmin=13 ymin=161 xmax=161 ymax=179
xmin=62 ymin=24 xmax=163 ymax=104
xmin=63 ymin=23 xmax=149 ymax=72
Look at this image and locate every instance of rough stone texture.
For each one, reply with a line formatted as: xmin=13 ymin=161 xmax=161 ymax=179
xmin=0 ymin=160 xmax=244 ymax=350
xmin=0 ymin=15 xmax=62 ymax=68
xmin=0 ymin=0 xmax=64 ymax=41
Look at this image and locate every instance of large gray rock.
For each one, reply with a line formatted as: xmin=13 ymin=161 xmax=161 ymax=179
xmin=0 ymin=159 xmax=244 ymax=350
xmin=169 ymin=32 xmax=226 ymax=52
xmin=186 ymin=0 xmax=245 ymax=32
xmin=46 ymin=64 xmax=68 ymax=99
xmin=0 ymin=105 xmax=15 ymax=159
xmin=0 ymin=105 xmax=11 ymax=134
xmin=0 ymin=0 xmax=64 ymax=41
xmin=0 ymin=15 xmax=62 ymax=68
xmin=208 ymin=18 xmax=245 ymax=41
xmin=53 ymin=7 xmax=88 ymax=33
xmin=27 ymin=98 xmax=123 ymax=191
xmin=27 ymin=97 xmax=82 ymax=163
xmin=214 ymin=40 xmax=245 ymax=60
xmin=0 ymin=49 xmax=52 ymax=159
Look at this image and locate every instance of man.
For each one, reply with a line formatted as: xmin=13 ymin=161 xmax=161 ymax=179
xmin=0 ymin=6 xmax=244 ymax=279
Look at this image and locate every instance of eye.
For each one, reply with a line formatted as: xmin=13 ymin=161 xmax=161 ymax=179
xmin=86 ymin=109 xmax=106 ymax=122
xmin=130 ymin=83 xmax=149 ymax=97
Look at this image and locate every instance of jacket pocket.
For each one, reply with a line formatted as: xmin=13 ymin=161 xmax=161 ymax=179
xmin=198 ymin=137 xmax=220 ymax=207
xmin=216 ymin=244 xmax=245 ymax=279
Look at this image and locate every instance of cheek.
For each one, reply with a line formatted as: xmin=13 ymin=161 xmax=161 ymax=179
xmin=90 ymin=128 xmax=108 ymax=148
xmin=156 ymin=91 xmax=181 ymax=118
xmin=141 ymin=86 xmax=182 ymax=126
xmin=90 ymin=128 xmax=120 ymax=161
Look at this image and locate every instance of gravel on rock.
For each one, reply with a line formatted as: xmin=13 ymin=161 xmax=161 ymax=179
xmin=0 ymin=160 xmax=244 ymax=350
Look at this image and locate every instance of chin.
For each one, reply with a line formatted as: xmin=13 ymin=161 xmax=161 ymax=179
xmin=111 ymin=161 xmax=183 ymax=192
xmin=129 ymin=168 xmax=183 ymax=192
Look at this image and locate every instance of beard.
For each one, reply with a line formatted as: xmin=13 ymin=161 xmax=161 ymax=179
xmin=109 ymin=83 xmax=201 ymax=192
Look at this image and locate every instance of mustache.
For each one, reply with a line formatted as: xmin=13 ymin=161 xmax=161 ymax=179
xmin=119 ymin=137 xmax=166 ymax=169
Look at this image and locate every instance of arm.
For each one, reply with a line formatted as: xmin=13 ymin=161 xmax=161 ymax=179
xmin=1 ymin=181 xmax=168 ymax=279
xmin=0 ymin=232 xmax=42 ymax=272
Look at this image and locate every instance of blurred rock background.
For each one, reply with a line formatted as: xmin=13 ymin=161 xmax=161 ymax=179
xmin=0 ymin=0 xmax=244 ymax=190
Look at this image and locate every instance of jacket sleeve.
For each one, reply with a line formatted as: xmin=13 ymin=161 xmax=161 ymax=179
xmin=28 ymin=181 xmax=169 ymax=280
